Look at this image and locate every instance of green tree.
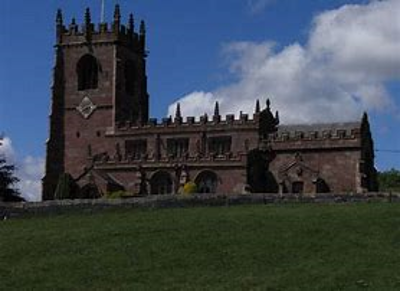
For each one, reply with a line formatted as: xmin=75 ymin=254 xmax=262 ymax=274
xmin=378 ymin=169 xmax=400 ymax=192
xmin=0 ymin=157 xmax=24 ymax=202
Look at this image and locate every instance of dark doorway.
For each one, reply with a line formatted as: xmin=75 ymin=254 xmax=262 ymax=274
xmin=195 ymin=171 xmax=218 ymax=193
xmin=150 ymin=171 xmax=173 ymax=195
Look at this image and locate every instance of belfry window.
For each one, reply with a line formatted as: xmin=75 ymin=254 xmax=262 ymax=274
xmin=125 ymin=60 xmax=136 ymax=95
xmin=77 ymin=54 xmax=99 ymax=91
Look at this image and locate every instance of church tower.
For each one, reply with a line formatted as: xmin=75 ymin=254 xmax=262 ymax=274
xmin=43 ymin=6 xmax=149 ymax=200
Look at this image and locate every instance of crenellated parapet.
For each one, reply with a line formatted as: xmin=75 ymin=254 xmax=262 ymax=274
xmin=270 ymin=122 xmax=363 ymax=151
xmin=111 ymin=112 xmax=259 ymax=135
xmin=273 ymin=123 xmax=361 ymax=141
xmin=93 ymin=150 xmax=247 ymax=168
xmin=55 ymin=5 xmax=146 ymax=55
xmin=109 ymin=100 xmax=264 ymax=135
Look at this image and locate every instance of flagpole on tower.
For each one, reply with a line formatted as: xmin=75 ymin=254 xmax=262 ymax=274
xmin=101 ymin=0 xmax=105 ymax=23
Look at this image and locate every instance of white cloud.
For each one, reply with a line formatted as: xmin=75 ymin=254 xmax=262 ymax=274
xmin=17 ymin=156 xmax=44 ymax=202
xmin=247 ymin=0 xmax=276 ymax=14
xmin=169 ymin=0 xmax=400 ymax=124
xmin=170 ymin=91 xmax=217 ymax=119
xmin=0 ymin=137 xmax=44 ymax=202
xmin=0 ymin=137 xmax=16 ymax=162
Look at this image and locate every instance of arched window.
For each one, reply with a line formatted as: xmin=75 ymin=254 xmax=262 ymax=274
xmin=125 ymin=60 xmax=136 ymax=95
xmin=77 ymin=54 xmax=99 ymax=91
xmin=195 ymin=171 xmax=218 ymax=193
xmin=150 ymin=171 xmax=173 ymax=195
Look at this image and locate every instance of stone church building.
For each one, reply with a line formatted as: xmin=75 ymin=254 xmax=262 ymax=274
xmin=43 ymin=6 xmax=378 ymax=200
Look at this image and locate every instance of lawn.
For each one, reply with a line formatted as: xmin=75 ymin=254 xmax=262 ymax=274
xmin=1 ymin=203 xmax=400 ymax=290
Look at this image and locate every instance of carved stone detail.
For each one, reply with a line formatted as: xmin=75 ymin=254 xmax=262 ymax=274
xmin=76 ymin=96 xmax=97 ymax=119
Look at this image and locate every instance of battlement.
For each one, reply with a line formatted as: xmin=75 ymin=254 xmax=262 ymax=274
xmin=110 ymin=99 xmax=280 ymax=136
xmin=112 ymin=113 xmax=258 ymax=135
xmin=94 ymin=151 xmax=247 ymax=168
xmin=271 ymin=122 xmax=362 ymax=142
xmin=55 ymin=6 xmax=146 ymax=54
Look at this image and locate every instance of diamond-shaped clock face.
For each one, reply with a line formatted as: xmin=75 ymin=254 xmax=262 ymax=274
xmin=76 ymin=96 xmax=97 ymax=119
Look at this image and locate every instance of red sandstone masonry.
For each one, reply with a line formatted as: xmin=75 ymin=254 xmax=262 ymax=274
xmin=43 ymin=6 xmax=377 ymax=200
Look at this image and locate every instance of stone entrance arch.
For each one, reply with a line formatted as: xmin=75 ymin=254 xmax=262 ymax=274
xmin=195 ymin=171 xmax=218 ymax=193
xmin=150 ymin=171 xmax=173 ymax=195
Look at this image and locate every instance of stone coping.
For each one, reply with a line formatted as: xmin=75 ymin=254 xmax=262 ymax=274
xmin=1 ymin=192 xmax=399 ymax=219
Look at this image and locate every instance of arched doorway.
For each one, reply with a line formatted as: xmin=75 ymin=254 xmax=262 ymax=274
xmin=195 ymin=171 xmax=218 ymax=193
xmin=150 ymin=171 xmax=173 ymax=195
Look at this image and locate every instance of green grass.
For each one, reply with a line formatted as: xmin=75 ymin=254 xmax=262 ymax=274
xmin=1 ymin=204 xmax=400 ymax=290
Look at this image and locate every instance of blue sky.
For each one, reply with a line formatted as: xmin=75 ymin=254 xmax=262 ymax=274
xmin=0 ymin=0 xmax=399 ymax=200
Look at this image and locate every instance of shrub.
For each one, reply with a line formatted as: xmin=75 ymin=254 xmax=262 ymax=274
xmin=181 ymin=182 xmax=198 ymax=196
xmin=105 ymin=191 xmax=131 ymax=199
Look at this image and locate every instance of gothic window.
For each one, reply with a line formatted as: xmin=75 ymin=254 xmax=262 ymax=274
xmin=167 ymin=138 xmax=189 ymax=158
xmin=150 ymin=171 xmax=173 ymax=195
xmin=77 ymin=54 xmax=99 ymax=91
xmin=125 ymin=60 xmax=136 ymax=95
xmin=125 ymin=140 xmax=147 ymax=160
xmin=195 ymin=171 xmax=218 ymax=193
xmin=208 ymin=136 xmax=231 ymax=156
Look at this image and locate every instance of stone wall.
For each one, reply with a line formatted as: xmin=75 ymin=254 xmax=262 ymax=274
xmin=1 ymin=192 xmax=399 ymax=219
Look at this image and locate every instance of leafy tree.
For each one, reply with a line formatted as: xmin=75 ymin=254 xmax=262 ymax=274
xmin=378 ymin=169 xmax=400 ymax=192
xmin=0 ymin=156 xmax=24 ymax=202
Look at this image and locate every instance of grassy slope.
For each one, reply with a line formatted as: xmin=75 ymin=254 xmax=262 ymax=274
xmin=1 ymin=204 xmax=400 ymax=290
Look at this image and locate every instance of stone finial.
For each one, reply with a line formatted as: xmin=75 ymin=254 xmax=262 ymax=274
xmin=114 ymin=4 xmax=121 ymax=22
xmin=140 ymin=20 xmax=146 ymax=36
xmin=361 ymin=111 xmax=370 ymax=133
xmin=56 ymin=9 xmax=64 ymax=43
xmin=175 ymin=103 xmax=182 ymax=119
xmin=255 ymin=99 xmax=260 ymax=114
xmin=129 ymin=13 xmax=134 ymax=32
xmin=362 ymin=111 xmax=368 ymax=124
xmin=259 ymin=98 xmax=279 ymax=138
xmin=214 ymin=101 xmax=220 ymax=117
xmin=69 ymin=17 xmax=77 ymax=34
xmin=139 ymin=20 xmax=146 ymax=53
xmin=275 ymin=110 xmax=280 ymax=124
xmin=56 ymin=9 xmax=63 ymax=26
xmin=85 ymin=7 xmax=91 ymax=27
